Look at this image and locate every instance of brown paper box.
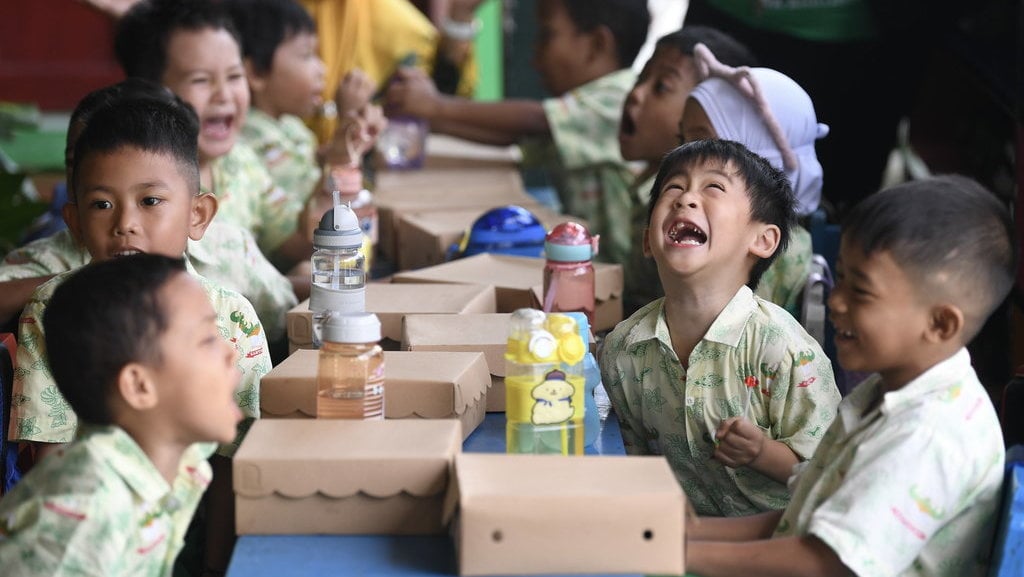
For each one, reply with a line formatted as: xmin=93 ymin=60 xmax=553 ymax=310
xmin=287 ymin=282 xmax=496 ymax=352
xmin=234 ymin=419 xmax=461 ymax=535
xmin=401 ymin=313 xmax=596 ymax=412
xmin=391 ymin=253 xmax=624 ymax=332
xmin=259 ymin=350 xmax=490 ymax=438
xmin=395 ymin=206 xmax=591 ymax=271
xmin=373 ymin=167 xmax=534 ymax=260
xmin=421 ymin=133 xmax=522 ymax=169
xmin=444 ymin=453 xmax=686 ymax=576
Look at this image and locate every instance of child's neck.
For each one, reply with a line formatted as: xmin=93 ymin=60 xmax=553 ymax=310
xmin=199 ymin=161 xmax=214 ymax=195
xmin=661 ymin=281 xmax=737 ymax=367
xmin=122 ymin=422 xmax=190 ymax=484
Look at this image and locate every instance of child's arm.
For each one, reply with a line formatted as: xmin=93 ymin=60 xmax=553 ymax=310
xmin=385 ymin=67 xmax=549 ymax=146
xmin=0 ymin=276 xmax=53 ymax=325
xmin=688 ymin=509 xmax=785 ymax=542
xmin=686 ymin=535 xmax=852 ymax=577
xmin=713 ymin=417 xmax=800 ymax=483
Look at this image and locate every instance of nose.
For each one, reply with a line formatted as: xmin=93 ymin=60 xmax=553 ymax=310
xmin=113 ymin=206 xmax=139 ymax=236
xmin=672 ymin=191 xmax=698 ymax=210
xmin=624 ymin=84 xmax=645 ymax=107
xmin=826 ymin=285 xmax=846 ymax=313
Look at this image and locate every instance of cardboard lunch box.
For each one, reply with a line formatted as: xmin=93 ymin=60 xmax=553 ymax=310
xmin=401 ymin=313 xmax=596 ymax=413
xmin=373 ymin=166 xmax=534 ymax=261
xmin=395 ymin=205 xmax=591 ymax=272
xmin=259 ymin=349 xmax=490 ymax=438
xmin=234 ymin=419 xmax=462 ymax=535
xmin=286 ymin=282 xmax=496 ymax=353
xmin=391 ymin=253 xmax=624 ymax=333
xmin=444 ymin=453 xmax=687 ymax=576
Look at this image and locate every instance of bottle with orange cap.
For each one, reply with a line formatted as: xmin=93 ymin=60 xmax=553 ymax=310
xmin=504 ymin=308 xmax=587 ymax=455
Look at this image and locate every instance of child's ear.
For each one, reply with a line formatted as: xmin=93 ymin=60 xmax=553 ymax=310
xmin=244 ymin=59 xmax=266 ymax=94
xmin=927 ymin=304 xmax=964 ymax=343
xmin=117 ymin=363 xmax=160 ymax=411
xmin=62 ymin=202 xmax=83 ymax=244
xmin=642 ymin=227 xmax=653 ymax=258
xmin=587 ymin=25 xmax=618 ymax=67
xmin=189 ymin=193 xmax=218 ymax=241
xmin=749 ymin=224 xmax=781 ymax=259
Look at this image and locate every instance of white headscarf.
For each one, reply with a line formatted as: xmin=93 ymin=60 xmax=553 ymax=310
xmin=689 ymin=44 xmax=829 ymax=216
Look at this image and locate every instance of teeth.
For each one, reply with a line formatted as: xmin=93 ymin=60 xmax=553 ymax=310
xmin=114 ymin=250 xmax=140 ymax=257
xmin=667 ymin=222 xmax=707 ymax=245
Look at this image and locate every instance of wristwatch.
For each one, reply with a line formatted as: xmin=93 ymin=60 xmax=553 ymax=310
xmin=441 ymin=17 xmax=481 ymax=42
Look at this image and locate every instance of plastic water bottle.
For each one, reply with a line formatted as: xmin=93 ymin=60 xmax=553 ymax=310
xmin=310 ymin=192 xmax=366 ymax=348
xmin=505 ymin=309 xmax=586 ymax=455
xmin=542 ymin=222 xmax=598 ymax=328
xmin=316 ymin=312 xmax=385 ymax=419
xmin=564 ymin=312 xmax=601 ymax=448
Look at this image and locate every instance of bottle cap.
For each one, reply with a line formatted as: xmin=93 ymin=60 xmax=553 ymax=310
xmin=322 ymin=312 xmax=381 ymax=343
xmin=526 ymin=329 xmax=557 ymax=360
xmin=462 ymin=205 xmax=546 ymax=258
xmin=314 ymin=194 xmax=364 ymax=249
xmin=544 ymin=222 xmax=599 ymax=262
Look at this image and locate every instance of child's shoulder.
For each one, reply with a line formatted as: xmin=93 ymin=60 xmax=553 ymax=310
xmin=604 ymin=298 xmax=665 ymax=354
xmin=0 ymin=229 xmax=88 ymax=281
xmin=26 ymin=267 xmax=79 ymax=307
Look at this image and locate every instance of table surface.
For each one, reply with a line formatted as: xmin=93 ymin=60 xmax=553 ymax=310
xmin=225 ymin=405 xmax=679 ymax=577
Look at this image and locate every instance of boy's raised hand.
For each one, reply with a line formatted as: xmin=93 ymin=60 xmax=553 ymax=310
xmin=334 ymin=68 xmax=376 ymax=120
xmin=712 ymin=416 xmax=766 ymax=468
xmin=384 ymin=67 xmax=442 ymax=120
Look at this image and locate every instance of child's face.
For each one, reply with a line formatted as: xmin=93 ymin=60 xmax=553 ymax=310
xmin=531 ymin=0 xmax=591 ymax=96
xmin=66 ymin=147 xmax=200 ymax=262
xmin=161 ymin=27 xmax=250 ymax=163
xmin=251 ymin=31 xmax=326 ymax=119
xmin=619 ymin=47 xmax=700 ymax=162
xmin=151 ymin=272 xmax=242 ymax=445
xmin=679 ymin=97 xmax=717 ymax=144
xmin=645 ymin=159 xmax=775 ymax=285
xmin=828 ymin=239 xmax=935 ymax=388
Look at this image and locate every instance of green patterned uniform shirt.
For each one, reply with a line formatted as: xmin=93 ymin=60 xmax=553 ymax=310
xmin=209 ymin=143 xmax=300 ymax=258
xmin=0 ymin=426 xmax=215 ymax=577
xmin=775 ymin=349 xmax=1004 ymax=577
xmin=10 ymin=260 xmax=267 ymax=455
xmin=600 ymin=287 xmax=840 ymax=516
xmin=240 ymin=108 xmax=320 ymax=219
xmin=0 ymin=225 xmax=296 ymax=345
xmin=520 ymin=68 xmax=641 ymax=267
xmin=621 ymin=172 xmax=814 ymax=317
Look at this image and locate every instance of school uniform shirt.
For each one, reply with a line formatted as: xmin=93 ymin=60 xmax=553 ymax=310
xmin=774 ymin=348 xmax=1004 ymax=577
xmin=0 ymin=224 xmax=296 ymax=346
xmin=0 ymin=425 xmax=215 ymax=577
xmin=240 ymin=108 xmax=321 ymax=217
xmin=600 ymin=287 xmax=841 ymax=516
xmin=9 ymin=259 xmax=267 ymax=455
xmin=622 ymin=172 xmax=659 ymax=316
xmin=520 ymin=67 xmax=641 ymax=267
xmin=209 ymin=143 xmax=299 ymax=258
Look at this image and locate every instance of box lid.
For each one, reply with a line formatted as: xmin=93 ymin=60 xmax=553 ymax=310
xmin=260 ymin=350 xmax=490 ymax=419
xmin=234 ymin=419 xmax=462 ymax=499
xmin=402 ymin=313 xmax=510 ymax=377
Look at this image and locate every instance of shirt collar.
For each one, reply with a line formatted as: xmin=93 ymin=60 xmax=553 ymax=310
xmin=623 ymin=286 xmax=756 ymax=351
xmin=838 ymin=347 xmax=973 ymax=430
xmin=79 ymin=425 xmax=171 ymax=503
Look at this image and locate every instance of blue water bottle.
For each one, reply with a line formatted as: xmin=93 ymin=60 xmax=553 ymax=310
xmin=565 ymin=312 xmax=601 ymax=448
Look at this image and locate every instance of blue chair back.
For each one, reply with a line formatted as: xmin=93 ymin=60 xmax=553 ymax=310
xmin=0 ymin=333 xmax=21 ymax=494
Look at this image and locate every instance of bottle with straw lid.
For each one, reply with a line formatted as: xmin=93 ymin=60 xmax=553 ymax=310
xmin=542 ymin=222 xmax=598 ymax=327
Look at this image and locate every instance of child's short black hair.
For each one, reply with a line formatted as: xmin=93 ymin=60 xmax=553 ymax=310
xmin=71 ymin=94 xmax=201 ymax=200
xmin=563 ymin=0 xmax=650 ymax=69
xmin=43 ymin=254 xmax=187 ymax=425
xmin=66 ymin=78 xmax=184 ymax=171
xmin=647 ymin=139 xmax=795 ymax=289
xmin=223 ymin=0 xmax=316 ymax=75
xmin=842 ymin=175 xmax=1017 ymax=339
xmin=114 ymin=0 xmax=242 ymax=82
xmin=654 ymin=25 xmax=757 ymax=67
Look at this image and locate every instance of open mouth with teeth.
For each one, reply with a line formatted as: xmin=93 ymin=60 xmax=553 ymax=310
xmin=834 ymin=328 xmax=857 ymax=341
xmin=201 ymin=114 xmax=235 ymax=140
xmin=112 ymin=250 xmax=143 ymax=258
xmin=666 ymin=221 xmax=708 ymax=246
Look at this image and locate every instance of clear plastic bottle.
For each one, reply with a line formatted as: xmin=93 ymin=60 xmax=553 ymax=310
xmin=505 ymin=309 xmax=586 ymax=455
xmin=542 ymin=222 xmax=599 ymax=328
xmin=310 ymin=192 xmax=366 ymax=348
xmin=564 ymin=312 xmax=601 ymax=448
xmin=316 ymin=312 xmax=385 ymax=420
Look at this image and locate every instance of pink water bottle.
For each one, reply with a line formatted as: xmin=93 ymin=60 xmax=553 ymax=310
xmin=542 ymin=222 xmax=598 ymax=327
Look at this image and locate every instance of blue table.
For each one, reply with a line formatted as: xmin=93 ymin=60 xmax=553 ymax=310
xmin=226 ymin=410 xmax=647 ymax=577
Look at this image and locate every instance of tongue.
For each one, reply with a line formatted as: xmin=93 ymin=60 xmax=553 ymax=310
xmin=203 ymin=118 xmax=231 ymax=140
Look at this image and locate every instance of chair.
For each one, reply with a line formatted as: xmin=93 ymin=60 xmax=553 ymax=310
xmin=0 ymin=332 xmax=21 ymax=495
xmin=988 ymin=445 xmax=1024 ymax=576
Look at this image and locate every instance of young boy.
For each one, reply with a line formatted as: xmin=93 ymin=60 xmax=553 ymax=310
xmin=0 ymin=254 xmax=242 ymax=575
xmin=617 ymin=26 xmax=757 ymax=314
xmin=686 ymin=175 xmax=1013 ymax=576
xmin=10 ymin=96 xmax=267 ymax=575
xmin=385 ymin=0 xmax=650 ymax=266
xmin=114 ymin=0 xmax=328 ymax=271
xmin=0 ymin=79 xmax=298 ymax=355
xmin=599 ymin=139 xmax=840 ymax=516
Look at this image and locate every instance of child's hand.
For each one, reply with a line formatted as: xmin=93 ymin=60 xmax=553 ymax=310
xmin=384 ymin=67 xmax=441 ymax=119
xmin=334 ymin=68 xmax=376 ymax=119
xmin=322 ymin=104 xmax=387 ymax=167
xmin=711 ymin=417 xmax=766 ymax=468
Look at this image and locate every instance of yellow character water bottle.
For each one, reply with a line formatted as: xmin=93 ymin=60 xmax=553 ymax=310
xmin=505 ymin=308 xmax=586 ymax=454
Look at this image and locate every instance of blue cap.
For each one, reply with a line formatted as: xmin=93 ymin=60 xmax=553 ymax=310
xmin=462 ymin=205 xmax=546 ymax=258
